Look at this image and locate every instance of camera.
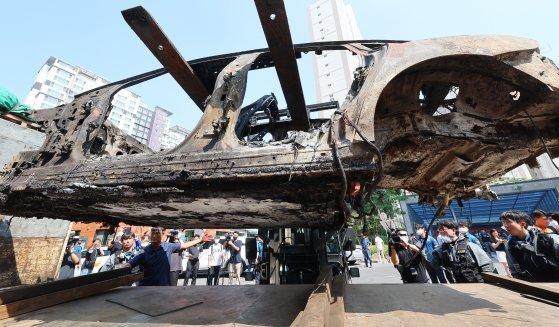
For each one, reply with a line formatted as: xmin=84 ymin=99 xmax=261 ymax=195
xmin=168 ymin=230 xmax=179 ymax=243
xmin=388 ymin=231 xmax=401 ymax=245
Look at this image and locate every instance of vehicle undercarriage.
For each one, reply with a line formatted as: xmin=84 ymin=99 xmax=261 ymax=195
xmin=1 ymin=4 xmax=559 ymax=229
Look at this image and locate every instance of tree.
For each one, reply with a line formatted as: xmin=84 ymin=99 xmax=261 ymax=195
xmin=350 ymin=188 xmax=406 ymax=237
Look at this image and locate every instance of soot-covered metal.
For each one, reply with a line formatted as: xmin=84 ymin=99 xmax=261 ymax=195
xmin=1 ymin=3 xmax=559 ymax=228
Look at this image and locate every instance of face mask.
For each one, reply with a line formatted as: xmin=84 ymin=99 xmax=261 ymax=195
xmin=440 ymin=236 xmax=454 ymax=243
xmin=458 ymin=227 xmax=468 ymax=234
xmin=214 ymin=239 xmax=220 ymax=244
xmin=400 ymin=236 xmax=409 ymax=243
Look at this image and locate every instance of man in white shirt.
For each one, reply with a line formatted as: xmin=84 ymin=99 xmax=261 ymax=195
xmin=375 ymin=235 xmax=386 ymax=263
xmin=207 ymin=237 xmax=224 ymax=285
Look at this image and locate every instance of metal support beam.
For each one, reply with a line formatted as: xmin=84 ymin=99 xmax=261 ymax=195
xmin=254 ymin=0 xmax=310 ymax=131
xmin=122 ymin=6 xmax=210 ymax=110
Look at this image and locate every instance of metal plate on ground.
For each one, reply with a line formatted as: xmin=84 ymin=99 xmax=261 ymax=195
xmin=105 ymin=287 xmax=203 ymax=317
xmin=3 ymin=285 xmax=313 ymax=326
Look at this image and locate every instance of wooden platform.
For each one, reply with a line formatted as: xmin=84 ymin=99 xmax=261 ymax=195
xmin=2 ymin=285 xmax=313 ymax=326
xmin=345 ymin=283 xmax=559 ymax=326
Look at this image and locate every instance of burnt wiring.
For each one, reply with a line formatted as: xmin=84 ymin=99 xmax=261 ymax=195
xmin=329 ymin=110 xmax=384 ymax=224
xmin=329 ymin=125 xmax=348 ymax=222
xmin=337 ymin=111 xmax=383 ymax=188
xmin=523 ymin=109 xmax=559 ymax=172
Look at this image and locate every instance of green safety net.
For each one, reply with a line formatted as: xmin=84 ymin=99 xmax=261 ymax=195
xmin=0 ymin=87 xmax=31 ymax=119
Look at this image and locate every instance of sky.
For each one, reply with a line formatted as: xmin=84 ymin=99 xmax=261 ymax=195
xmin=1 ymin=1 xmax=557 ymax=130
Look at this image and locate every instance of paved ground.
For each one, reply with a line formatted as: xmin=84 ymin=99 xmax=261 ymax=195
xmin=350 ymin=262 xmax=403 ymax=284
xmin=344 ymin=283 xmax=559 ymax=326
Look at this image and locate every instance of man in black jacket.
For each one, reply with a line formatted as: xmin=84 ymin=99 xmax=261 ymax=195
xmin=389 ymin=229 xmax=430 ymax=283
xmin=501 ymin=210 xmax=559 ymax=282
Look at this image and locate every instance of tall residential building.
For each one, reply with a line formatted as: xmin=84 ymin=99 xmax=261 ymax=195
xmin=24 ymin=56 xmax=172 ymax=148
xmin=160 ymin=124 xmax=190 ymax=150
xmin=308 ymin=0 xmax=363 ymax=117
xmin=148 ymin=106 xmax=173 ymax=150
xmin=503 ymin=154 xmax=559 ymax=181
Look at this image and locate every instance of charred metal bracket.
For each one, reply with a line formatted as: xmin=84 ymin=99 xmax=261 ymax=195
xmin=255 ymin=0 xmax=310 ymax=131
xmin=27 ymin=69 xmax=164 ymax=167
xmin=175 ymin=53 xmax=262 ymax=151
xmin=122 ymin=6 xmax=210 ymax=109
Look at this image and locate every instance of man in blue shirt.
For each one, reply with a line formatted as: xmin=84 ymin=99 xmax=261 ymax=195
xmin=458 ymin=222 xmax=482 ymax=247
xmin=360 ymin=234 xmax=372 ymax=267
xmin=414 ymin=224 xmax=444 ymax=283
xmin=125 ymin=227 xmax=204 ymax=286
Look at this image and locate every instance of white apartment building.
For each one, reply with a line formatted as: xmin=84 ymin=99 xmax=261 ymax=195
xmin=160 ymin=124 xmax=189 ymax=150
xmin=308 ymin=0 xmax=363 ymax=117
xmin=24 ymin=57 xmax=171 ymax=148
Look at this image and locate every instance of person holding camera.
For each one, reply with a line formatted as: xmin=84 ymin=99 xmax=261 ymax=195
xmin=58 ymin=236 xmax=82 ymax=280
xmin=431 ymin=220 xmax=494 ymax=283
xmin=81 ymin=238 xmax=105 ymax=276
xmin=124 ymin=227 xmax=205 ymax=286
xmin=225 ymin=231 xmax=244 ymax=285
xmin=102 ymin=229 xmax=142 ymax=272
xmin=389 ymin=229 xmax=430 ymax=283
xmin=501 ymin=210 xmax=559 ymax=282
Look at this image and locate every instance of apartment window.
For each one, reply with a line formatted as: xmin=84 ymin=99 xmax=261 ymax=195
xmin=57 ymin=60 xmax=75 ymax=72
xmin=75 ymin=79 xmax=86 ymax=86
xmin=47 ymin=88 xmax=63 ymax=98
xmin=43 ymin=95 xmax=59 ymax=104
xmin=57 ymin=68 xmax=73 ymax=79
xmin=50 ymin=83 xmax=64 ymax=91
xmin=53 ymin=76 xmax=69 ymax=85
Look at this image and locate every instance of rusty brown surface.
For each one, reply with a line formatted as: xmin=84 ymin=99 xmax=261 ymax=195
xmin=0 ymin=6 xmax=558 ymax=229
xmin=122 ymin=6 xmax=210 ymax=109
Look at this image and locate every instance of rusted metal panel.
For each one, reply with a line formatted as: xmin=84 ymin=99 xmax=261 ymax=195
xmin=122 ymin=6 xmax=210 ymax=109
xmin=254 ymin=0 xmax=310 ymax=131
xmin=1 ymin=6 xmax=558 ymax=229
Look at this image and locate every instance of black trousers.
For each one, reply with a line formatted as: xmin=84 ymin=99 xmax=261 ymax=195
xmin=185 ymin=259 xmax=199 ymax=285
xmin=169 ymin=270 xmax=180 ymax=286
xmin=207 ymin=265 xmax=221 ymax=285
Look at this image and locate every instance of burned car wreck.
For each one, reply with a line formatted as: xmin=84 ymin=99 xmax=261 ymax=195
xmin=1 ymin=4 xmax=559 ymax=229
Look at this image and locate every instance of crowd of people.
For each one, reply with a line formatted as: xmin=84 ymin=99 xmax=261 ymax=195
xmin=59 ymin=227 xmax=252 ymax=287
xmin=381 ymin=209 xmax=559 ymax=283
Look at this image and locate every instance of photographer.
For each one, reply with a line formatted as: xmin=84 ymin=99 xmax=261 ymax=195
xmin=102 ymin=229 xmax=142 ymax=272
xmin=501 ymin=210 xmax=559 ymax=282
xmin=58 ymin=236 xmax=81 ymax=280
xmin=224 ymin=231 xmax=243 ymax=285
xmin=389 ymin=229 xmax=430 ymax=283
xmin=81 ymin=238 xmax=105 ymax=276
xmin=432 ymin=220 xmax=494 ymax=283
